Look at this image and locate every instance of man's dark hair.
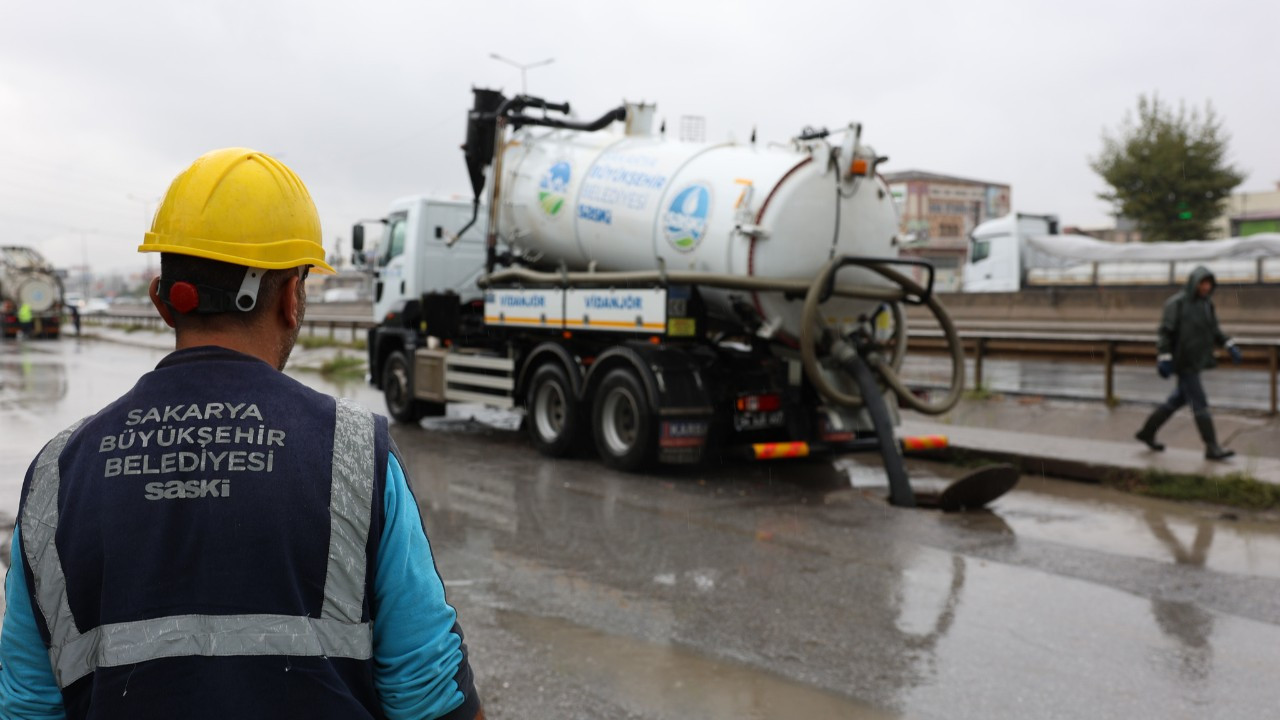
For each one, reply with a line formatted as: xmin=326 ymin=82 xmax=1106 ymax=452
xmin=159 ymin=253 xmax=298 ymax=331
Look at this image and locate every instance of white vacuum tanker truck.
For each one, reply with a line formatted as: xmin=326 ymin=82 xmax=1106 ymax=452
xmin=358 ymin=89 xmax=1002 ymax=508
xmin=2 ymin=245 xmax=64 ymax=339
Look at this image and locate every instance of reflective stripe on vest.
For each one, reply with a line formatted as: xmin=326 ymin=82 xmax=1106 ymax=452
xmin=21 ymin=398 xmax=377 ymax=688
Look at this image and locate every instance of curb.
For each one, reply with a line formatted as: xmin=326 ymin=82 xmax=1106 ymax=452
xmin=901 ymin=418 xmax=1280 ymax=487
xmin=907 ymin=445 xmax=1134 ymax=485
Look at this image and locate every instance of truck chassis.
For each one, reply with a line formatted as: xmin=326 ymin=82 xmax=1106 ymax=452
xmin=366 ymin=257 xmax=987 ymax=508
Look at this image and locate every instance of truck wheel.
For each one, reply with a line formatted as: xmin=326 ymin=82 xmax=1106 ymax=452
xmin=592 ymin=367 xmax=654 ymax=472
xmin=525 ymin=362 xmax=580 ymax=457
xmin=382 ymin=350 xmax=443 ymax=423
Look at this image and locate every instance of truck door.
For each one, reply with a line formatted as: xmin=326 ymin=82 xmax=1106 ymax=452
xmin=373 ymin=211 xmax=410 ymax=320
xmin=420 ymin=204 xmax=488 ymax=303
xmin=963 ymin=229 xmax=1019 ymax=292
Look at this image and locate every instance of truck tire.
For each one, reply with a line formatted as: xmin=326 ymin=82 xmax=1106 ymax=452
xmin=525 ymin=362 xmax=580 ymax=457
xmin=592 ymin=367 xmax=654 ymax=472
xmin=382 ymin=350 xmax=443 ymax=423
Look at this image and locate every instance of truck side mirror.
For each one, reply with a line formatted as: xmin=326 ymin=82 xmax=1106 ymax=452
xmin=352 ymin=224 xmax=364 ymax=252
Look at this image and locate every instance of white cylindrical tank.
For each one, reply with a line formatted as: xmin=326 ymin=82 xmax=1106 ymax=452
xmin=497 ymin=123 xmax=902 ymax=338
xmin=1 ymin=247 xmax=61 ymax=313
xmin=17 ymin=276 xmax=58 ymax=312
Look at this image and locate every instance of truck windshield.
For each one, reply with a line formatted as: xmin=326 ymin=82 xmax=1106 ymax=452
xmin=379 ymin=214 xmax=408 ymax=266
xmin=969 ymin=235 xmax=991 ymax=263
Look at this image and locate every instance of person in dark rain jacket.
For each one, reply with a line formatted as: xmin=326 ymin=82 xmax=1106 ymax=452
xmin=1135 ymin=265 xmax=1242 ymax=460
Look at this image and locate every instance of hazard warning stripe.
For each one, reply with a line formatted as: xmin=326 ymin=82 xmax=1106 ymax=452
xmin=752 ymin=442 xmax=810 ymax=460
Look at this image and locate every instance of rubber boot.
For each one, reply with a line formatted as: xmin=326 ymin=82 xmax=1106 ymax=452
xmin=1195 ymin=415 xmax=1235 ymax=461
xmin=1135 ymin=405 xmax=1174 ymax=451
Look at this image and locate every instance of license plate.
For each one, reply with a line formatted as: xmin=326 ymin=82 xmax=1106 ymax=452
xmin=733 ymin=410 xmax=785 ymax=431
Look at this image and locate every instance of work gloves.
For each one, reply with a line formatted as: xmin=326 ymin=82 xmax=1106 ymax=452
xmin=1155 ymin=344 xmax=1241 ymax=377
xmin=1227 ymin=341 xmax=1243 ymax=365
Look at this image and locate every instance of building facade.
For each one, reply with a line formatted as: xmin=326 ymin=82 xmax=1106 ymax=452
xmin=883 ymin=170 xmax=1010 ymax=290
xmin=1216 ymin=183 xmax=1280 ymax=237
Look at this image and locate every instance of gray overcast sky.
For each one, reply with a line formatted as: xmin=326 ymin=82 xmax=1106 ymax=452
xmin=2 ymin=0 xmax=1276 ymax=277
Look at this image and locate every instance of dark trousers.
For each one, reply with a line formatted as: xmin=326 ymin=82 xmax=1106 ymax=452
xmin=1159 ymin=371 xmax=1211 ymax=419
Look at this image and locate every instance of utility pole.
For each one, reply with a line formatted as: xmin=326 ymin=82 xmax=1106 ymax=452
xmin=489 ymin=53 xmax=554 ymax=95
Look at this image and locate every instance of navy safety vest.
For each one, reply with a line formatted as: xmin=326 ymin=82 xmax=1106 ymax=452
xmin=18 ymin=347 xmax=391 ymax=719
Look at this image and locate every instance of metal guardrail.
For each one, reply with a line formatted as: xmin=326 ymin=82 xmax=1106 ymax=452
xmin=83 ymin=312 xmax=377 ymax=341
xmin=910 ymin=328 xmax=1280 ymax=415
xmin=78 ymin=313 xmax=1280 ymax=415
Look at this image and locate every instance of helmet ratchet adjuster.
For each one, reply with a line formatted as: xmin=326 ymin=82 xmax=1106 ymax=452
xmin=160 ymin=268 xmax=263 ymax=315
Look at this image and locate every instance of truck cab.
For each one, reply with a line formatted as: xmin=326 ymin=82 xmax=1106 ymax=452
xmin=359 ymin=196 xmax=487 ymax=414
xmin=962 ymin=213 xmax=1058 ymax=292
xmin=367 ymin=196 xmax=488 ymax=322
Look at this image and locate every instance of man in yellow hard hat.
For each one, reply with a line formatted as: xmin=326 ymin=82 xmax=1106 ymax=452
xmin=0 ymin=148 xmax=484 ymax=719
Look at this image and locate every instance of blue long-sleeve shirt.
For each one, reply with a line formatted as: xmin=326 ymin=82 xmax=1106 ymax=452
xmin=0 ymin=454 xmax=469 ymax=719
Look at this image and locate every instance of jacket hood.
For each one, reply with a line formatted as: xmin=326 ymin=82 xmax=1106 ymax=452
xmin=1186 ymin=265 xmax=1215 ymax=296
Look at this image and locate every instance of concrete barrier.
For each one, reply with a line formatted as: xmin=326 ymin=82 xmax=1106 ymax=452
xmin=909 ymin=285 xmax=1280 ymax=326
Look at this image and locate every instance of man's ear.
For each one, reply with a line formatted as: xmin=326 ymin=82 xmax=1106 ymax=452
xmin=148 ymin=277 xmax=177 ymax=329
xmin=278 ymin=275 xmax=301 ymax=330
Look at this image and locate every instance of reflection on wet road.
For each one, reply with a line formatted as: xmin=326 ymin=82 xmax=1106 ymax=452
xmin=995 ymin=474 xmax=1280 ymax=581
xmin=0 ymin=339 xmax=170 ymax=505
xmin=0 ymin=352 xmax=67 ymax=406
xmin=3 ymin=338 xmax=1280 ymax=718
xmin=501 ymin=610 xmax=897 ymax=719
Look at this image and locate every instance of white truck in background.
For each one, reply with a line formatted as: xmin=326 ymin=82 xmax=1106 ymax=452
xmin=354 ymin=88 xmax=992 ymax=508
xmin=963 ymin=212 xmax=1280 ymax=292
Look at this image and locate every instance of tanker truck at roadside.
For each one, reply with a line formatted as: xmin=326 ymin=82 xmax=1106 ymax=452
xmin=358 ymin=89 xmax=976 ymax=507
xmin=2 ymin=245 xmax=64 ymax=339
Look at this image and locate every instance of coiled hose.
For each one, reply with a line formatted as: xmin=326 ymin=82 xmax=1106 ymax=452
xmin=800 ymin=258 xmax=963 ymax=414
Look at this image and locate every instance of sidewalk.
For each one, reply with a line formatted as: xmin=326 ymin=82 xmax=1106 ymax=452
xmin=902 ymin=395 xmax=1280 ymax=485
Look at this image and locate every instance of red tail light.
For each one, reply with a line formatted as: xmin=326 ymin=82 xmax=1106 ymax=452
xmin=736 ymin=394 xmax=782 ymax=412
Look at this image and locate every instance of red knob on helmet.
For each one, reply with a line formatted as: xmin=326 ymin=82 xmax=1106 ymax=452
xmin=168 ymin=281 xmax=199 ymax=314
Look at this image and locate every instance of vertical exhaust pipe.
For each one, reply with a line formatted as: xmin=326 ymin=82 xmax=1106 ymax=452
xmin=453 ymin=88 xmax=507 ymax=247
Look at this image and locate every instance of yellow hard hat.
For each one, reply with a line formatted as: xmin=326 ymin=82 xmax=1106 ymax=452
xmin=139 ymin=147 xmax=335 ymax=274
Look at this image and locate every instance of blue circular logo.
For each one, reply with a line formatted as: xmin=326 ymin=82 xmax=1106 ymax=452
xmin=538 ymin=161 xmax=571 ymax=216
xmin=663 ymin=184 xmax=711 ymax=252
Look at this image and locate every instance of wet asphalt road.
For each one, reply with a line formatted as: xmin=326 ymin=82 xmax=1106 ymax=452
xmin=4 ymin=337 xmax=1280 ymax=718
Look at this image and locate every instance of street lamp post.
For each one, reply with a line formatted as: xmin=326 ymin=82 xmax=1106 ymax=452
xmin=80 ymin=231 xmax=89 ymax=301
xmin=489 ymin=53 xmax=554 ymax=96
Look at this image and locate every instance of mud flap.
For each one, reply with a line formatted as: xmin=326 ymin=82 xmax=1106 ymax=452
xmin=916 ymin=464 xmax=1020 ymax=512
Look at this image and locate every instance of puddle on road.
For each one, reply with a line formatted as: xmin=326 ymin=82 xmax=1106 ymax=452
xmin=498 ymin=609 xmax=899 ymax=720
xmin=834 ymin=454 xmax=1280 ymax=580
xmin=998 ymin=474 xmax=1280 ymax=580
xmin=0 ymin=343 xmax=69 ymax=409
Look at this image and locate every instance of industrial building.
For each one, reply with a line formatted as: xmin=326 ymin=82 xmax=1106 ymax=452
xmin=883 ymin=170 xmax=1010 ymax=290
